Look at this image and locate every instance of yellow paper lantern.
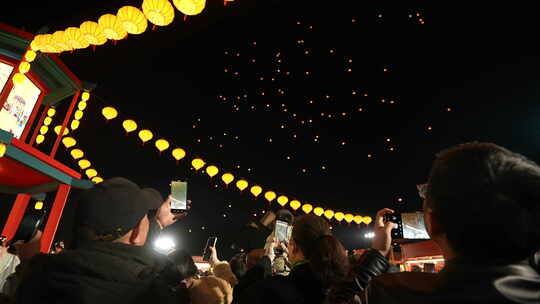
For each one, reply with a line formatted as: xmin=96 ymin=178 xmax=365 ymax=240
xmin=47 ymin=108 xmax=56 ymax=117
xmin=92 ymin=177 xmax=104 ymax=184
xmin=117 ymin=6 xmax=148 ymax=34
xmin=191 ymin=158 xmax=205 ymax=170
xmin=98 ymin=14 xmax=128 ymax=40
xmin=70 ymin=149 xmax=84 ymax=160
xmin=35 ymin=135 xmax=45 ymax=144
xmin=43 ymin=117 xmax=52 ymax=126
xmin=62 ymin=137 xmax=76 ymax=148
xmin=54 ymin=125 xmax=69 ymax=136
xmin=64 ymin=27 xmax=90 ymax=49
xmin=35 ymin=34 xmax=58 ymax=53
xmin=18 ymin=62 xmax=31 ymax=74
xmin=172 ymin=0 xmax=206 ymax=16
xmin=155 ymin=138 xmax=170 ymax=152
xmin=0 ymin=143 xmax=6 ymax=158
xmin=138 ymin=129 xmax=153 ymax=144
xmin=81 ymin=91 xmax=90 ymax=101
xmin=334 ymin=212 xmax=345 ymax=222
xmin=264 ymin=191 xmax=276 ymax=202
xmin=344 ymin=214 xmax=354 ymax=224
xmin=363 ymin=216 xmax=373 ymax=225
xmin=172 ymin=148 xmax=186 ymax=161
xmin=52 ymin=31 xmax=71 ymax=52
xmin=12 ymin=73 xmax=24 ymax=85
xmin=86 ymin=169 xmax=98 ymax=179
xmin=302 ymin=203 xmax=313 ymax=214
xmin=290 ymin=200 xmax=301 ymax=211
xmin=34 ymin=201 xmax=44 ymax=210
xmin=353 ymin=215 xmax=363 ymax=225
xmin=221 ymin=173 xmax=234 ymax=185
xmin=74 ymin=110 xmax=84 ymax=120
xmin=78 ymin=159 xmax=91 ymax=170
xmin=277 ymin=195 xmax=288 ymax=207
xmin=142 ymin=0 xmax=175 ymax=26
xmin=236 ymin=179 xmax=248 ymax=191
xmin=324 ymin=210 xmax=335 ymax=220
xmin=101 ymin=107 xmax=118 ymax=120
xmin=30 ymin=38 xmax=40 ymax=51
xmin=80 ymin=21 xmax=107 ymax=45
xmin=71 ymin=120 xmax=80 ymax=130
xmin=250 ymin=185 xmax=262 ymax=197
xmin=313 ymin=207 xmax=324 ymax=217
xmin=39 ymin=126 xmax=48 ymax=135
xmin=121 ymin=120 xmax=137 ymax=133
xmin=24 ymin=50 xmax=37 ymax=62
xmin=206 ymin=165 xmax=219 ymax=178
xmin=76 ymin=101 xmax=87 ymax=111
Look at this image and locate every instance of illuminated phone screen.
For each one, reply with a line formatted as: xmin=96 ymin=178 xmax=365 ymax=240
xmin=171 ymin=181 xmax=187 ymax=211
xmin=401 ymin=212 xmax=429 ymax=239
xmin=275 ymin=220 xmax=290 ymax=242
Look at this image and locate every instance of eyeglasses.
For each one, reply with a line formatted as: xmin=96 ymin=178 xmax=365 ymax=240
xmin=417 ymin=183 xmax=427 ymax=199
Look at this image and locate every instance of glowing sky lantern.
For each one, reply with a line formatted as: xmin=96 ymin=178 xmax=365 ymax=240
xmin=313 ymin=207 xmax=324 ymax=217
xmin=142 ymin=0 xmax=175 ymax=26
xmin=47 ymin=108 xmax=56 ymax=117
xmin=344 ymin=214 xmax=354 ymax=224
xmin=92 ymin=177 xmax=104 ymax=184
xmin=264 ymin=191 xmax=276 ymax=203
xmin=221 ymin=173 xmax=234 ymax=185
xmin=39 ymin=126 xmax=48 ymax=135
xmin=117 ymin=6 xmax=148 ymax=34
xmin=353 ymin=215 xmax=363 ymax=225
xmin=98 ymin=14 xmax=127 ymax=40
xmin=0 ymin=143 xmax=6 ymax=158
xmin=64 ymin=27 xmax=90 ymax=49
xmin=363 ymin=216 xmax=373 ymax=225
xmin=324 ymin=209 xmax=335 ymax=220
xmin=54 ymin=125 xmax=69 ymax=136
xmin=62 ymin=137 xmax=76 ymax=148
xmin=206 ymin=165 xmax=219 ymax=178
xmin=191 ymin=158 xmax=205 ymax=170
xmin=250 ymin=185 xmax=262 ymax=197
xmin=236 ymin=179 xmax=248 ymax=191
xmin=101 ymin=107 xmax=118 ymax=120
xmin=302 ymin=203 xmax=313 ymax=214
xmin=122 ymin=120 xmax=138 ymax=134
xmin=43 ymin=117 xmax=52 ymax=126
xmin=78 ymin=159 xmax=91 ymax=170
xmin=80 ymin=21 xmax=107 ymax=45
xmin=334 ymin=212 xmax=345 ymax=222
xmin=70 ymin=149 xmax=84 ymax=160
xmin=172 ymin=148 xmax=186 ymax=162
xmin=277 ymin=195 xmax=289 ymax=207
xmin=85 ymin=169 xmax=98 ymax=179
xmin=289 ymin=200 xmax=301 ymax=211
xmin=34 ymin=201 xmax=43 ymax=210
xmin=155 ymin=138 xmax=170 ymax=153
xmin=138 ymin=129 xmax=153 ymax=144
xmin=172 ymin=0 xmax=206 ymax=16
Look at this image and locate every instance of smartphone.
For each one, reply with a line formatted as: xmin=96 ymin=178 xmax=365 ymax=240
xmin=171 ymin=181 xmax=187 ymax=214
xmin=202 ymin=236 xmax=218 ymax=261
xmin=275 ymin=220 xmax=290 ymax=243
xmin=385 ymin=212 xmax=430 ymax=240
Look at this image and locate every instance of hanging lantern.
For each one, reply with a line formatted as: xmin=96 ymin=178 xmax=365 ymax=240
xmin=43 ymin=117 xmax=52 ymax=126
xmin=36 ymin=34 xmax=58 ymax=53
xmin=122 ymin=120 xmax=138 ymax=133
xmin=264 ymin=191 xmax=276 ymax=203
xmin=138 ymin=129 xmax=153 ymax=144
xmin=142 ymin=0 xmax=175 ymax=26
xmin=98 ymin=14 xmax=128 ymax=40
xmin=77 ymin=101 xmax=87 ymax=111
xmin=334 ymin=212 xmax=345 ymax=222
xmin=12 ymin=73 xmax=25 ymax=85
xmin=47 ymin=108 xmax=56 ymax=117
xmin=221 ymin=173 xmax=234 ymax=185
xmin=344 ymin=214 xmax=354 ymax=224
xmin=34 ymin=201 xmax=44 ymax=210
xmin=353 ymin=215 xmax=363 ymax=225
xmin=39 ymin=126 xmax=48 ymax=135
xmin=30 ymin=35 xmax=43 ymax=52
xmin=81 ymin=91 xmax=90 ymax=101
xmin=54 ymin=125 xmax=69 ymax=136
xmin=363 ymin=216 xmax=373 ymax=225
xmin=302 ymin=203 xmax=313 ymax=214
xmin=250 ymin=185 xmax=262 ymax=197
xmin=236 ymin=179 xmax=248 ymax=191
xmin=290 ymin=200 xmax=301 ymax=211
xmin=74 ymin=110 xmax=84 ymax=120
xmin=64 ymin=27 xmax=90 ymax=49
xmin=0 ymin=143 xmax=6 ymax=158
xmin=155 ymin=138 xmax=170 ymax=152
xmin=35 ymin=135 xmax=45 ymax=144
xmin=52 ymin=31 xmax=71 ymax=52
xmin=191 ymin=158 xmax=205 ymax=170
xmin=92 ymin=177 xmax=104 ymax=184
xmin=172 ymin=148 xmax=186 ymax=161
xmin=172 ymin=0 xmax=206 ymax=16
xmin=324 ymin=210 xmax=335 ymax=220
xmin=80 ymin=21 xmax=107 ymax=45
xmin=117 ymin=6 xmax=148 ymax=34
xmin=78 ymin=159 xmax=91 ymax=170
xmin=18 ymin=62 xmax=31 ymax=74
xmin=71 ymin=120 xmax=80 ymax=130
xmin=70 ymin=149 xmax=84 ymax=160
xmin=86 ymin=169 xmax=98 ymax=179
xmin=313 ymin=207 xmax=324 ymax=217
xmin=206 ymin=165 xmax=219 ymax=178
xmin=101 ymin=107 xmax=118 ymax=120
xmin=24 ymin=50 xmax=37 ymax=62
xmin=276 ymin=195 xmax=288 ymax=207
xmin=62 ymin=137 xmax=76 ymax=148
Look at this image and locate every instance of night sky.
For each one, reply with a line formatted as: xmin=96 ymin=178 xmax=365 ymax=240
xmin=3 ymin=2 xmax=540 ymax=257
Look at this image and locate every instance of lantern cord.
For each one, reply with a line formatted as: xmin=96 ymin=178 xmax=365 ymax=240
xmin=184 ymin=15 xmax=188 ymax=22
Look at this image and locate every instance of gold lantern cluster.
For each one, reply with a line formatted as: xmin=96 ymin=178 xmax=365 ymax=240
xmin=70 ymin=91 xmax=90 ymax=131
xmin=35 ymin=107 xmax=56 ymax=145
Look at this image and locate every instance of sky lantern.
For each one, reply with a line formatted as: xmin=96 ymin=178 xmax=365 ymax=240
xmin=206 ymin=165 xmax=219 ymax=178
xmin=85 ymin=169 xmax=98 ymax=179
xmin=172 ymin=148 xmax=186 ymax=162
xmin=80 ymin=21 xmax=107 ymax=45
xmin=54 ymin=125 xmax=69 ymax=136
xmin=92 ymin=177 xmax=104 ymax=184
xmin=52 ymin=30 xmax=71 ymax=52
xmin=47 ymin=108 xmax=56 ymax=117
xmin=138 ymin=129 xmax=153 ymax=144
xmin=101 ymin=107 xmax=118 ymax=120
xmin=363 ymin=216 xmax=373 ymax=225
xmin=78 ymin=159 xmax=91 ymax=170
xmin=24 ymin=50 xmax=37 ymax=62
xmin=142 ymin=0 xmax=175 ymax=26
xmin=0 ymin=143 xmax=6 ymax=158
xmin=34 ymin=201 xmax=44 ymax=210
xmin=277 ymin=195 xmax=288 ymax=207
xmin=64 ymin=27 xmax=90 ymax=49
xmin=250 ymin=185 xmax=262 ymax=197
xmin=98 ymin=14 xmax=128 ymax=40
xmin=264 ymin=191 xmax=276 ymax=202
xmin=221 ymin=173 xmax=234 ymax=185
xmin=344 ymin=214 xmax=354 ymax=224
xmin=236 ymin=179 xmax=248 ymax=191
xmin=62 ymin=137 xmax=76 ymax=148
xmin=334 ymin=212 xmax=345 ymax=222
xmin=122 ymin=120 xmax=137 ymax=133
xmin=191 ymin=158 xmax=205 ymax=170
xmin=12 ymin=73 xmax=24 ymax=85
xmin=324 ymin=209 xmax=335 ymax=220
xmin=172 ymin=0 xmax=206 ymax=16
xmin=35 ymin=135 xmax=44 ymax=144
xmin=301 ymin=203 xmax=313 ymax=214
xmin=353 ymin=215 xmax=363 ymax=225
xmin=117 ymin=6 xmax=148 ymax=34
xmin=155 ymin=138 xmax=170 ymax=153
xmin=18 ymin=62 xmax=31 ymax=74
xmin=290 ymin=200 xmax=301 ymax=211
xmin=70 ymin=149 xmax=84 ymax=160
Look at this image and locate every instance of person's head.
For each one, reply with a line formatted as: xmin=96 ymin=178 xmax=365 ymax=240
xmin=168 ymin=249 xmax=198 ymax=280
xmin=289 ymin=215 xmax=348 ymax=286
xmin=74 ymin=177 xmax=151 ymax=247
xmin=229 ymin=253 xmax=247 ymax=279
xmin=424 ymin=142 xmax=540 ymax=261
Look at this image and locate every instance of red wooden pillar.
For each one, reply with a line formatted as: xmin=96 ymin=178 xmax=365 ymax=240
xmin=1 ymin=194 xmax=31 ymax=242
xmin=40 ymin=183 xmax=71 ymax=253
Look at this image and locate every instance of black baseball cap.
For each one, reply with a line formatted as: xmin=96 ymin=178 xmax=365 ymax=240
xmin=141 ymin=187 xmax=164 ymax=210
xmin=76 ymin=177 xmax=151 ymax=240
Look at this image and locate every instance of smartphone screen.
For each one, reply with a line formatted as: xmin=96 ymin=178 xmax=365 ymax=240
xmin=171 ymin=181 xmax=187 ymax=213
xmin=386 ymin=212 xmax=429 ymax=240
xmin=275 ymin=220 xmax=290 ymax=243
xmin=202 ymin=236 xmax=218 ymax=261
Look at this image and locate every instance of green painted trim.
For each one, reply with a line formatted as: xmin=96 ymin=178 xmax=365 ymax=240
xmin=31 ymin=193 xmax=47 ymax=201
xmin=0 ymin=182 xmax=57 ymax=195
xmin=71 ymin=178 xmax=94 ymax=189
xmin=0 ymin=129 xmax=14 ymax=143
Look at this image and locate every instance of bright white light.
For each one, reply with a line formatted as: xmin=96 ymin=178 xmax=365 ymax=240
xmin=364 ymin=232 xmax=375 ymax=239
xmin=154 ymin=236 xmax=176 ymax=254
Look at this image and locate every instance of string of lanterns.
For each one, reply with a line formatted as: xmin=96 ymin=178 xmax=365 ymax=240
xmin=62 ymin=135 xmax=104 ymax=184
xmin=97 ymin=104 xmax=372 ymax=225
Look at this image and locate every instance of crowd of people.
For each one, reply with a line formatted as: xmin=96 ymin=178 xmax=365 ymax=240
xmin=0 ymin=142 xmax=539 ymax=303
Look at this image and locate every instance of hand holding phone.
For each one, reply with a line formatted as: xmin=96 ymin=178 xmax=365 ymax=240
xmin=202 ymin=237 xmax=218 ymax=261
xmin=384 ymin=212 xmax=429 ymax=240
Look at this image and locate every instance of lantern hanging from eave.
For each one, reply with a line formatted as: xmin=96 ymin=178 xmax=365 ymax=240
xmin=54 ymin=125 xmax=69 ymax=136
xmin=98 ymin=14 xmax=128 ymax=40
xmin=344 ymin=214 xmax=354 ymax=224
xmin=39 ymin=126 xmax=48 ymax=135
xmin=78 ymin=159 xmax=91 ymax=170
xmin=18 ymin=62 xmax=31 ymax=74
xmin=101 ymin=107 xmax=118 ymax=120
xmin=276 ymin=195 xmax=288 ymax=207
xmin=264 ymin=191 xmax=276 ymax=203
xmin=24 ymin=50 xmax=37 ymax=62
xmin=236 ymin=179 xmax=248 ymax=191
xmin=70 ymin=149 xmax=84 ymax=160
xmin=117 ymin=6 xmax=148 ymax=34
xmin=52 ymin=31 xmax=72 ymax=52
xmin=191 ymin=158 xmax=205 ymax=170
xmin=324 ymin=209 xmax=335 ymax=220
xmin=172 ymin=148 xmax=186 ymax=162
xmin=334 ymin=212 xmax=345 ymax=222
xmin=78 ymin=101 xmax=87 ymax=111
xmin=62 ymin=137 xmax=76 ymax=148
xmin=36 ymin=34 xmax=59 ymax=53
xmin=313 ymin=207 xmax=324 ymax=217
xmin=35 ymin=135 xmax=44 ymax=144
xmin=302 ymin=203 xmax=313 ymax=214
xmin=64 ymin=27 xmax=90 ymax=49
xmin=81 ymin=91 xmax=90 ymax=101
xmin=155 ymin=138 xmax=170 ymax=153
xmin=92 ymin=177 xmax=104 ymax=184
xmin=290 ymin=200 xmax=301 ymax=211
xmin=12 ymin=73 xmax=24 ymax=85
xmin=138 ymin=129 xmax=153 ymax=144
xmin=74 ymin=110 xmax=84 ymax=120
xmin=142 ymin=0 xmax=175 ymax=26
xmin=80 ymin=21 xmax=107 ymax=45
xmin=206 ymin=165 xmax=218 ymax=178
xmin=0 ymin=143 xmax=6 ymax=158
xmin=86 ymin=169 xmax=98 ymax=179
xmin=172 ymin=0 xmax=206 ymax=16
xmin=221 ymin=173 xmax=234 ymax=185
xmin=250 ymin=185 xmax=262 ymax=197
xmin=43 ymin=117 xmax=52 ymax=126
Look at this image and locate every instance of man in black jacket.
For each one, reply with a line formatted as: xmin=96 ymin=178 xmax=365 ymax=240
xmin=333 ymin=142 xmax=540 ymax=303
xmin=16 ymin=177 xmax=183 ymax=304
